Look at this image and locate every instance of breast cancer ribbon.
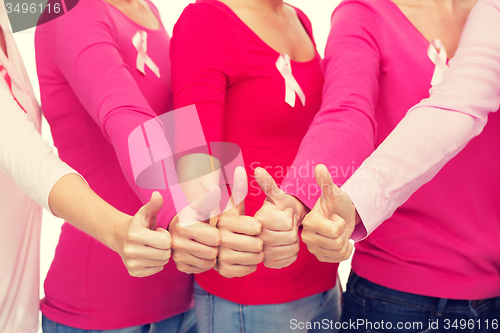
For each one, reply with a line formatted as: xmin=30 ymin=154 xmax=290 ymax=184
xmin=427 ymin=39 xmax=449 ymax=86
xmin=132 ymin=30 xmax=160 ymax=78
xmin=276 ymin=54 xmax=306 ymax=108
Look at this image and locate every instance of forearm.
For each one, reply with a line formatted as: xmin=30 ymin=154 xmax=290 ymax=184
xmin=48 ymin=173 xmax=129 ymax=253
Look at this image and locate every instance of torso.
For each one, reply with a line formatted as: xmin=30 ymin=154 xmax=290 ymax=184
xmin=391 ymin=0 xmax=477 ymax=58
xmin=217 ymin=0 xmax=316 ymax=61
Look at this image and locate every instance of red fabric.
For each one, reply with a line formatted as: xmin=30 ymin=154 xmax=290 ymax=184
xmin=171 ymin=0 xmax=338 ymax=305
xmin=0 ymin=64 xmax=26 ymax=113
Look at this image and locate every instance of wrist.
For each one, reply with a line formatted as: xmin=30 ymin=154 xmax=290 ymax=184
xmin=107 ymin=212 xmax=129 ymax=255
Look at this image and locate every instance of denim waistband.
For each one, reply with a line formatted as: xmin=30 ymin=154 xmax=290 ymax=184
xmin=348 ymin=272 xmax=500 ymax=316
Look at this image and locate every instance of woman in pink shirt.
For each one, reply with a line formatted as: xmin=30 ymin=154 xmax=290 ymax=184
xmin=34 ymin=0 xmax=207 ymax=331
xmin=170 ymin=0 xmax=340 ymax=332
xmin=259 ymin=0 xmax=500 ymax=330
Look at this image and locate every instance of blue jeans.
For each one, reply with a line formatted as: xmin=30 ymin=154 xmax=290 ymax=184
xmin=42 ymin=309 xmax=197 ymax=333
xmin=341 ymin=272 xmax=500 ymax=333
xmin=193 ymin=280 xmax=341 ymax=333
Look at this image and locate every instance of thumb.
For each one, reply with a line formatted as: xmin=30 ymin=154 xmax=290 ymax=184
xmin=255 ymin=167 xmax=296 ymax=213
xmin=180 ymin=185 xmax=221 ymax=227
xmin=224 ymin=166 xmax=248 ymax=214
xmin=314 ymin=164 xmax=342 ymax=218
xmin=138 ymin=191 xmax=163 ymax=230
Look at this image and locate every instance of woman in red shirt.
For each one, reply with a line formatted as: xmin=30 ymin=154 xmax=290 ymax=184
xmin=169 ymin=0 xmax=340 ymax=332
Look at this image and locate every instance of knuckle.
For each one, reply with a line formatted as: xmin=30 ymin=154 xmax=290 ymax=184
xmin=257 ymin=251 xmax=265 ymax=263
xmin=172 ymin=250 xmax=184 ymax=262
xmin=123 ymin=246 xmax=136 ymax=258
xmin=161 ymin=250 xmax=171 ymax=261
xmin=290 ymin=232 xmax=299 ymax=244
xmin=208 ymin=247 xmax=219 ymax=259
xmin=126 ymin=231 xmax=139 ymax=243
xmin=255 ymin=238 xmax=264 ymax=252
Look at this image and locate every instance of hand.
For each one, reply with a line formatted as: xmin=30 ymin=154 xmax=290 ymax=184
xmin=302 ymin=164 xmax=358 ymax=262
xmin=254 ymin=167 xmax=305 ymax=269
xmin=214 ymin=166 xmax=264 ymax=278
xmin=169 ymin=186 xmax=222 ymax=274
xmin=115 ymin=191 xmax=171 ymax=277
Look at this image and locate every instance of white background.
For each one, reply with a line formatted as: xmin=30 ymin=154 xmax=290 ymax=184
xmin=11 ymin=0 xmax=352 ymax=318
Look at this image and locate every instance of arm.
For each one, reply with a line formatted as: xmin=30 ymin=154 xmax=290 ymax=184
xmin=170 ymin=4 xmax=263 ymax=277
xmin=280 ymin=2 xmax=381 ymax=260
xmin=45 ymin=3 xmax=178 ymax=228
xmin=342 ymin=0 xmax=500 ymax=239
xmin=0 ymin=76 xmax=169 ymax=277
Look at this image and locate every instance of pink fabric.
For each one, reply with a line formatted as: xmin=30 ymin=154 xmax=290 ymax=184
xmin=36 ymin=0 xmax=193 ymax=329
xmin=343 ymin=0 xmax=500 ymax=236
xmin=282 ymin=0 xmax=500 ymax=300
xmin=171 ymin=0 xmax=338 ymax=305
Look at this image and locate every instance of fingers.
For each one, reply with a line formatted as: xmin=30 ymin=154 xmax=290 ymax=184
xmin=172 ymin=251 xmax=217 ymax=274
xmin=120 ymin=203 xmax=172 ymax=278
xmin=215 ymin=213 xmax=264 ymax=278
xmin=126 ymin=226 xmax=172 ymax=250
xmin=263 ymin=244 xmax=300 ymax=269
xmin=254 ymin=167 xmax=297 ymax=213
xmin=218 ymin=214 xmax=262 ymax=235
xmin=218 ymin=248 xmax=264 ymax=265
xmin=122 ymin=239 xmax=171 ymax=278
xmin=258 ymin=215 xmax=298 ymax=246
xmin=128 ymin=266 xmax=164 ymax=278
xmin=259 ymin=217 xmax=300 ymax=269
xmin=220 ymin=227 xmax=264 ymax=252
xmin=255 ymin=205 xmax=294 ymax=231
xmin=215 ymin=261 xmax=261 ymax=278
xmin=176 ymin=221 xmax=222 ymax=248
xmin=302 ymin=212 xmax=346 ymax=239
xmin=170 ymin=219 xmax=221 ymax=274
xmin=123 ymin=240 xmax=172 ymax=261
xmin=302 ymin=211 xmax=353 ymax=263
xmin=305 ymin=241 xmax=354 ymax=263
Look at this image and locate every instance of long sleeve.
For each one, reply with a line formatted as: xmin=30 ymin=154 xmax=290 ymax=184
xmin=171 ymin=3 xmax=242 ymax=144
xmin=282 ymin=2 xmax=381 ymax=211
xmin=342 ymin=0 xmax=500 ymax=240
xmin=43 ymin=3 xmax=178 ymax=227
xmin=0 ymin=76 xmax=76 ymax=213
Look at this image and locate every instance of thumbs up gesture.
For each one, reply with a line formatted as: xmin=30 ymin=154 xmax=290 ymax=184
xmin=302 ymin=164 xmax=358 ymax=263
xmin=169 ymin=185 xmax=222 ymax=274
xmin=254 ymin=167 xmax=307 ymax=269
xmin=214 ymin=166 xmax=264 ymax=278
xmin=116 ymin=191 xmax=172 ymax=277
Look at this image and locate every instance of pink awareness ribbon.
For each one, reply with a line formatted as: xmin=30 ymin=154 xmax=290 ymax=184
xmin=276 ymin=54 xmax=306 ymax=107
xmin=132 ymin=30 xmax=160 ymax=78
xmin=427 ymin=39 xmax=449 ymax=86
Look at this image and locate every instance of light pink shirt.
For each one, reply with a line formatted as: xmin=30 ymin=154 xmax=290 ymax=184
xmin=282 ymin=0 xmax=500 ymax=299
xmin=343 ymin=0 xmax=500 ymax=238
